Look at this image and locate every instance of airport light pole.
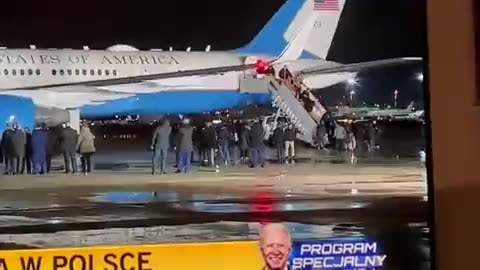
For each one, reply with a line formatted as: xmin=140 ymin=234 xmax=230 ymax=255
xmin=394 ymin=89 xmax=399 ymax=108
xmin=347 ymin=78 xmax=358 ymax=108
xmin=349 ymin=90 xmax=355 ymax=107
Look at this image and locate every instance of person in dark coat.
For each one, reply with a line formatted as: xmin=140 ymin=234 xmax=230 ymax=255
xmin=59 ymin=123 xmax=78 ymax=174
xmin=279 ymin=65 xmax=293 ymax=81
xmin=176 ymin=119 xmax=194 ymax=173
xmin=46 ymin=127 xmax=59 ymax=173
xmin=173 ymin=125 xmax=181 ymax=168
xmin=21 ymin=128 xmax=32 ymax=174
xmin=1 ymin=122 xmax=14 ymax=175
xmin=272 ymin=124 xmax=286 ymax=164
xmin=248 ymin=120 xmax=265 ymax=168
xmin=202 ymin=122 xmax=217 ymax=167
xmin=239 ymin=124 xmax=250 ymax=164
xmin=151 ymin=119 xmax=172 ymax=175
xmin=316 ymin=121 xmax=327 ymax=149
xmin=10 ymin=123 xmax=26 ymax=175
xmin=218 ymin=125 xmax=231 ymax=166
xmin=31 ymin=124 xmax=48 ymax=174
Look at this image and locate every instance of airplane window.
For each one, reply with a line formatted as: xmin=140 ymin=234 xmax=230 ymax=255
xmin=113 ymin=69 xmax=118 ymax=76
xmin=52 ymin=69 xmax=57 ymax=76
xmin=82 ymin=69 xmax=87 ymax=76
xmin=4 ymin=69 xmax=8 ymax=75
xmin=75 ymin=69 xmax=80 ymax=76
xmin=59 ymin=69 xmax=65 ymax=76
xmin=97 ymin=69 xmax=102 ymax=76
xmin=90 ymin=69 xmax=94 ymax=76
xmin=36 ymin=69 xmax=40 ymax=75
xmin=105 ymin=70 xmax=110 ymax=76
xmin=12 ymin=69 xmax=16 ymax=76
xmin=28 ymin=69 xmax=33 ymax=75
xmin=67 ymin=69 xmax=72 ymax=76
xmin=20 ymin=69 xmax=25 ymax=76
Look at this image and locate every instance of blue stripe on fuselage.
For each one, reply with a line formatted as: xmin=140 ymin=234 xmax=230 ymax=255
xmin=236 ymin=0 xmax=321 ymax=60
xmin=238 ymin=0 xmax=306 ymax=57
xmin=80 ymin=90 xmax=272 ymax=119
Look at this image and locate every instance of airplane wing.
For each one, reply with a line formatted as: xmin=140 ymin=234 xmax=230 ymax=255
xmin=301 ymin=57 xmax=422 ymax=75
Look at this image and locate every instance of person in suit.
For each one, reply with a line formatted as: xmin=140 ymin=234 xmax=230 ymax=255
xmin=31 ymin=124 xmax=49 ymax=174
xmin=1 ymin=122 xmax=14 ymax=175
xmin=175 ymin=119 xmax=194 ymax=174
xmin=151 ymin=118 xmax=172 ymax=175
xmin=59 ymin=123 xmax=79 ymax=174
xmin=21 ymin=128 xmax=33 ymax=174
xmin=10 ymin=123 xmax=26 ymax=175
xmin=248 ymin=119 xmax=266 ymax=168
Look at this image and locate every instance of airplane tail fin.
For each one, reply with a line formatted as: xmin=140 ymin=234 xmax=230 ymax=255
xmin=239 ymin=0 xmax=346 ymax=60
xmin=406 ymin=101 xmax=415 ymax=110
xmin=301 ymin=0 xmax=347 ymax=59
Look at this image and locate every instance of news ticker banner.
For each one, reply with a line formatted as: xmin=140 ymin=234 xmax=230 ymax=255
xmin=0 ymin=239 xmax=386 ymax=270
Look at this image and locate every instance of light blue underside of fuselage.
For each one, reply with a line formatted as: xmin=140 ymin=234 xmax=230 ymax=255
xmin=81 ymin=90 xmax=273 ymax=119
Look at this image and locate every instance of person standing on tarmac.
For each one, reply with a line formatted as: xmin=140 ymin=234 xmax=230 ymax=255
xmin=202 ymin=122 xmax=217 ymax=167
xmin=21 ymin=128 xmax=32 ymax=174
xmin=218 ymin=124 xmax=231 ymax=167
xmin=248 ymin=119 xmax=265 ymax=168
xmin=316 ymin=121 xmax=327 ymax=149
xmin=272 ymin=123 xmax=286 ymax=164
xmin=284 ymin=124 xmax=297 ymax=164
xmin=59 ymin=123 xmax=79 ymax=174
xmin=31 ymin=124 xmax=48 ymax=174
xmin=10 ymin=123 xmax=26 ymax=175
xmin=151 ymin=118 xmax=172 ymax=175
xmin=176 ymin=119 xmax=194 ymax=174
xmin=239 ymin=124 xmax=250 ymax=164
xmin=1 ymin=122 xmax=14 ymax=175
xmin=77 ymin=123 xmax=96 ymax=175
xmin=334 ymin=122 xmax=347 ymax=152
xmin=174 ymin=124 xmax=181 ymax=168
xmin=46 ymin=126 xmax=59 ymax=174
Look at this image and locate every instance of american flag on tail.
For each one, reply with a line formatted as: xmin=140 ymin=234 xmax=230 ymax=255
xmin=314 ymin=0 xmax=340 ymax=11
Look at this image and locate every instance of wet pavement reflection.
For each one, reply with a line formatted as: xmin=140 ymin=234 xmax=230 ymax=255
xmin=0 ymin=184 xmax=430 ymax=269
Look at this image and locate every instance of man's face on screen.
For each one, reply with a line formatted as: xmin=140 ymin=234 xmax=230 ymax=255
xmin=260 ymin=225 xmax=291 ymax=270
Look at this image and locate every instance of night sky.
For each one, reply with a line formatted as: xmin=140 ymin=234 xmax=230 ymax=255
xmin=0 ymin=0 xmax=427 ymax=108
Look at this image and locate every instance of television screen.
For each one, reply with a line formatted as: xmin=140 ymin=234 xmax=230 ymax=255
xmin=0 ymin=0 xmax=430 ymax=269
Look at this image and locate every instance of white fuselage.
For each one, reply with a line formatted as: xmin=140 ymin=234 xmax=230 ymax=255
xmin=0 ymin=49 xmax=244 ymax=89
xmin=0 ymin=48 xmax=353 ymax=109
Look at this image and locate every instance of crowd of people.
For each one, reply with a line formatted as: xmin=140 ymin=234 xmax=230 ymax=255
xmin=0 ymin=64 xmax=380 ymax=176
xmin=0 ymin=121 xmax=97 ymax=176
xmin=314 ymin=114 xmax=378 ymax=153
xmin=151 ymin=117 xmax=268 ymax=174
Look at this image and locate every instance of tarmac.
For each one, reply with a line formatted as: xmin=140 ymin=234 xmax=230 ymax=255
xmin=0 ymin=163 xmax=427 ymax=197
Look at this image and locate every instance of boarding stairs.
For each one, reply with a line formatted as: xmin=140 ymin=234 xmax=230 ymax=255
xmin=239 ymin=75 xmax=327 ymax=144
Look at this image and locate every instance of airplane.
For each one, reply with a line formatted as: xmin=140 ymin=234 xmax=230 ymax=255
xmin=330 ymin=102 xmax=424 ymax=121
xmin=363 ymin=101 xmax=415 ymax=119
xmin=0 ymin=0 xmax=422 ymax=135
xmin=329 ymin=104 xmax=380 ymax=118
